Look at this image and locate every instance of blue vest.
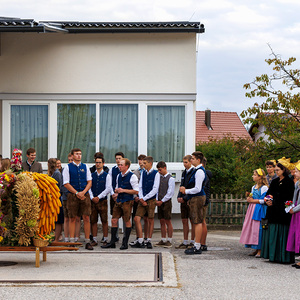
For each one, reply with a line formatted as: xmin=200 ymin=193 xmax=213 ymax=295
xmin=91 ymin=171 xmax=108 ymax=200
xmin=116 ymin=172 xmax=134 ymax=203
xmin=142 ymin=170 xmax=158 ymax=197
xmin=111 ymin=166 xmax=120 ymax=190
xmin=186 ymin=166 xmax=206 ymax=200
xmin=68 ymin=163 xmax=88 ymax=193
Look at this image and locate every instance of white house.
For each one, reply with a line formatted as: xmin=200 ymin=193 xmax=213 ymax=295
xmin=0 ymin=18 xmax=205 ymax=224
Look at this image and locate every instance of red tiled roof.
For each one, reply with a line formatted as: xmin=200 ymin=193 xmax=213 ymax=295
xmin=196 ymin=111 xmax=251 ymax=144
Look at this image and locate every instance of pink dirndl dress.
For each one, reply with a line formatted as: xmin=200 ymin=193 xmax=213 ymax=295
xmin=286 ymin=188 xmax=300 ymax=253
xmin=239 ymin=203 xmax=260 ymax=245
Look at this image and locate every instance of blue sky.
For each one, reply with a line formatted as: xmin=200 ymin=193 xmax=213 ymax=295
xmin=2 ymin=0 xmax=300 ymax=116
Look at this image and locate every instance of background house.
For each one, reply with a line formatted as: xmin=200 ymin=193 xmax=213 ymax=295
xmin=196 ymin=110 xmax=251 ymax=143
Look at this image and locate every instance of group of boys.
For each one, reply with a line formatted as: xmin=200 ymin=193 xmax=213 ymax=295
xmin=88 ymin=150 xmax=209 ymax=255
xmin=23 ymin=146 xmax=210 ymax=255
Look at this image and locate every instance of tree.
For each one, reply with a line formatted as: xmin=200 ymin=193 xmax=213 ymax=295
xmin=241 ymin=46 xmax=300 ymax=154
xmin=197 ymin=135 xmax=264 ymax=195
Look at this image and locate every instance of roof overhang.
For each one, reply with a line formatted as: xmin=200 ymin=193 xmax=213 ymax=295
xmin=0 ymin=18 xmax=44 ymax=32
xmin=0 ymin=18 xmax=205 ymax=34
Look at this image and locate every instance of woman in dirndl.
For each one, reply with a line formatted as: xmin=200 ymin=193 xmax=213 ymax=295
xmin=286 ymin=162 xmax=300 ymax=267
xmin=261 ymin=162 xmax=295 ymax=263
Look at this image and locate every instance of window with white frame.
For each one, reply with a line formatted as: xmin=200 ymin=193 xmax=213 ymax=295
xmin=57 ymin=104 xmax=96 ymax=163
xmin=100 ymin=104 xmax=138 ymax=163
xmin=11 ymin=105 xmax=48 ymax=161
xmin=147 ymin=105 xmax=185 ymax=162
xmin=5 ymin=100 xmax=189 ymax=165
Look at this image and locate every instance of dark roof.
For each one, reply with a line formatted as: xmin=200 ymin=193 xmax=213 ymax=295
xmin=0 ymin=18 xmax=205 ymax=33
xmin=0 ymin=18 xmax=43 ymax=32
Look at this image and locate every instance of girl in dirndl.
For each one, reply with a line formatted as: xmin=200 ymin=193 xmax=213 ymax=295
xmin=239 ymin=168 xmax=268 ymax=257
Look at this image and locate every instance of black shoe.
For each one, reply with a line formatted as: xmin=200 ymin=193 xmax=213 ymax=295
xmin=120 ymin=244 xmax=128 ymax=250
xmin=185 ymin=246 xmax=202 ymax=255
xmin=200 ymin=245 xmax=208 ymax=251
xmin=295 ymin=264 xmax=300 ymax=269
xmin=292 ymin=263 xmax=300 ymax=267
xmin=130 ymin=241 xmax=145 ymax=248
xmin=146 ymin=241 xmax=153 ymax=249
xmin=85 ymin=242 xmax=94 ymax=250
xmin=101 ymin=242 xmax=116 ymax=248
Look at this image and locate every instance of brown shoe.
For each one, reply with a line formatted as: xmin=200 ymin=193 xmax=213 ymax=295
xmin=85 ymin=242 xmax=94 ymax=250
xmin=175 ymin=243 xmax=188 ymax=249
xmin=155 ymin=240 xmax=166 ymax=247
xmin=163 ymin=241 xmax=172 ymax=248
xmin=248 ymin=250 xmax=258 ymax=256
xmin=91 ymin=240 xmax=98 ymax=247
xmin=102 ymin=241 xmax=108 ymax=246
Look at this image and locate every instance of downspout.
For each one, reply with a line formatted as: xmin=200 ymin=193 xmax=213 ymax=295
xmin=40 ymin=23 xmax=69 ymax=33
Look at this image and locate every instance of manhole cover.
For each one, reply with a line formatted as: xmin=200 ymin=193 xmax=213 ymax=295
xmin=0 ymin=261 xmax=18 ymax=267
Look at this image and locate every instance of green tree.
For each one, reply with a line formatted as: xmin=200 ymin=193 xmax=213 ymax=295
xmin=241 ymin=46 xmax=300 ymax=154
xmin=197 ymin=136 xmax=265 ymax=195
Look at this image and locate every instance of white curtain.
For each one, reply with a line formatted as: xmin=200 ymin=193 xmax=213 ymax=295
xmin=147 ymin=106 xmax=185 ymax=162
xmin=57 ymin=104 xmax=96 ymax=163
xmin=100 ymin=104 xmax=138 ymax=163
xmin=11 ymin=105 xmax=48 ymax=161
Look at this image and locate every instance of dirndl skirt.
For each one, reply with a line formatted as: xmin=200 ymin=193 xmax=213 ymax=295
xmin=261 ymin=223 xmax=294 ymax=264
xmin=286 ymin=212 xmax=300 ymax=253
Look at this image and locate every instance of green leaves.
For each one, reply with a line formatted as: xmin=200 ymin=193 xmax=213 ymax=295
xmin=241 ymin=47 xmax=300 ymax=152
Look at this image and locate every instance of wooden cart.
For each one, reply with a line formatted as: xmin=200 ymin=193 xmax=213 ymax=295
xmin=0 ymin=242 xmax=81 ymax=267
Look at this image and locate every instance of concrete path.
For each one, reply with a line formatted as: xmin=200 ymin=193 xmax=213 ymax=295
xmin=0 ymin=230 xmax=299 ymax=299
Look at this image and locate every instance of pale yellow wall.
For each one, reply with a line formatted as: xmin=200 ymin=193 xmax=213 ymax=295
xmin=0 ymin=32 xmax=197 ymax=94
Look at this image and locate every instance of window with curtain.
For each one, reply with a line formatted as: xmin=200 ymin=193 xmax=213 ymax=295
xmin=57 ymin=104 xmax=96 ymax=163
xmin=100 ymin=104 xmax=138 ymax=163
xmin=11 ymin=105 xmax=48 ymax=161
xmin=147 ymin=106 xmax=185 ymax=162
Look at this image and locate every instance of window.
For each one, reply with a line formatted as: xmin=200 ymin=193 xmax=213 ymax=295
xmin=11 ymin=105 xmax=48 ymax=161
xmin=100 ymin=104 xmax=138 ymax=163
xmin=5 ymin=98 xmax=191 ymax=165
xmin=57 ymin=104 xmax=96 ymax=162
xmin=147 ymin=106 xmax=185 ymax=162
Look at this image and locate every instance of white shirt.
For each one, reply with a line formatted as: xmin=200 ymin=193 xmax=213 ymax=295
xmin=185 ymin=164 xmax=205 ymax=195
xmin=158 ymin=173 xmax=175 ymax=202
xmin=186 ymin=166 xmax=194 ymax=173
xmin=88 ymin=170 xmax=111 ymax=199
xmin=62 ymin=161 xmax=92 ymax=185
xmin=115 ymin=169 xmax=139 ymax=192
xmin=139 ymin=168 xmax=160 ymax=201
xmin=109 ymin=165 xmax=119 ymax=195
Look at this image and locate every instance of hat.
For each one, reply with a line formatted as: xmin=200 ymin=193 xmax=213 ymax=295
xmin=277 ymin=157 xmax=291 ymax=169
xmin=256 ymin=168 xmax=263 ymax=176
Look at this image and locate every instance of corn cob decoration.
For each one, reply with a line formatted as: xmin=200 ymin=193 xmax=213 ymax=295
xmin=25 ymin=172 xmax=62 ymax=235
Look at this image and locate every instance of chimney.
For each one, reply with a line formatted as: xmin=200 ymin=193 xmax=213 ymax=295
xmin=205 ymin=109 xmax=212 ymax=130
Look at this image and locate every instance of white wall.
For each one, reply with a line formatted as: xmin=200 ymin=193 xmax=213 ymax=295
xmin=0 ymin=32 xmax=197 ymax=94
